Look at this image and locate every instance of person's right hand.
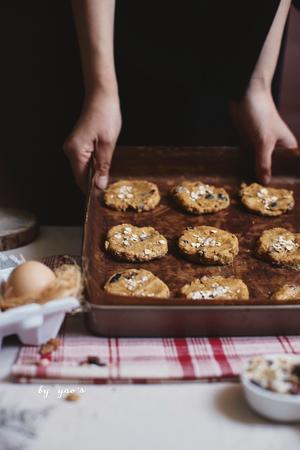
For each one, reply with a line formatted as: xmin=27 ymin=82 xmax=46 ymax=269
xmin=63 ymin=87 xmax=122 ymax=192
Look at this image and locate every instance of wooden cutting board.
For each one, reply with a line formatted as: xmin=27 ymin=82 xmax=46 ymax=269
xmin=0 ymin=208 xmax=38 ymax=251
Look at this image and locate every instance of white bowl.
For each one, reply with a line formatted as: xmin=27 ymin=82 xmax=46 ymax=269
xmin=241 ymin=355 xmax=300 ymax=422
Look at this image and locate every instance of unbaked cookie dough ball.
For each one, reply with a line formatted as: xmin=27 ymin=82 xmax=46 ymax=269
xmin=171 ymin=181 xmax=229 ymax=214
xmin=104 ymin=180 xmax=160 ymax=212
xmin=105 ymin=224 xmax=168 ymax=262
xmin=181 ymin=275 xmax=249 ymax=300
xmin=178 ymin=225 xmax=239 ymax=265
xmin=240 ymin=183 xmax=294 ymax=216
xmin=256 ymin=227 xmax=300 ymax=270
xmin=104 ymin=268 xmax=170 ymax=298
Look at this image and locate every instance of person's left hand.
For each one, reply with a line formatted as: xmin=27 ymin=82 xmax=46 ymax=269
xmin=230 ymin=88 xmax=298 ymax=185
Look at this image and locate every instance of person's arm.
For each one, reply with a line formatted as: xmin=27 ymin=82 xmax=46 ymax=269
xmin=64 ymin=0 xmax=121 ymax=192
xmin=231 ymin=0 xmax=298 ymax=185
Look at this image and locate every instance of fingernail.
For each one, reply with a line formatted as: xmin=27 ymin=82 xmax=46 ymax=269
xmin=95 ymin=174 xmax=108 ymax=190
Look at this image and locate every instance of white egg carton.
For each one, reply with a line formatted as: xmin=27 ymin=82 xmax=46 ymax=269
xmin=0 ymin=264 xmax=79 ymax=349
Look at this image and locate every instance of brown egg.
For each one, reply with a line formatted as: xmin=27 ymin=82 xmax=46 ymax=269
xmin=4 ymin=261 xmax=56 ymax=299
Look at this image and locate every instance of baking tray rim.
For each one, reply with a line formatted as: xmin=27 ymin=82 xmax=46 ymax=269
xmin=85 ymin=299 xmax=300 ymax=311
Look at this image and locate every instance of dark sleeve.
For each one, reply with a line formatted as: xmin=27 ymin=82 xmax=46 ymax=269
xmin=293 ymin=0 xmax=300 ymax=10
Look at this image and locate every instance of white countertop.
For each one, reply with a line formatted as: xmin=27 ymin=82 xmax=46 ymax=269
xmin=0 ymin=227 xmax=299 ymax=450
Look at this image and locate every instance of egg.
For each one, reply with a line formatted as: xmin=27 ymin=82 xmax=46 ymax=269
xmin=4 ymin=261 xmax=56 ymax=299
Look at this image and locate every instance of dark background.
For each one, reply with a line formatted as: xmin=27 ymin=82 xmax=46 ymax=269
xmin=0 ymin=2 xmax=299 ymax=225
xmin=0 ymin=2 xmax=84 ymax=225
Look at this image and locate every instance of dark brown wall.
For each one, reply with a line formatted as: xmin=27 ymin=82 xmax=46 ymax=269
xmin=0 ymin=2 xmax=299 ymax=225
xmin=0 ymin=2 xmax=85 ymax=225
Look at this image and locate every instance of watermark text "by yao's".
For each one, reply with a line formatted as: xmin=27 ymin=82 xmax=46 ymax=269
xmin=38 ymin=385 xmax=86 ymax=399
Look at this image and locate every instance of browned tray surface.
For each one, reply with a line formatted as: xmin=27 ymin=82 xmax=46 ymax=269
xmin=83 ymin=147 xmax=300 ymax=336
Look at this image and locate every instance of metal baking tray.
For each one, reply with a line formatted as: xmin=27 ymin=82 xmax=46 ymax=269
xmin=83 ymin=146 xmax=300 ymax=337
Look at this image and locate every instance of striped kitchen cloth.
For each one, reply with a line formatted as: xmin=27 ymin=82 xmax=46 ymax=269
xmin=11 ymin=255 xmax=300 ymax=383
xmin=12 ymin=324 xmax=300 ymax=383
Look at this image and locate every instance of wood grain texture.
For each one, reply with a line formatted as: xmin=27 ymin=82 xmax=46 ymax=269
xmin=83 ymin=146 xmax=300 ymax=309
xmin=0 ymin=208 xmax=38 ymax=251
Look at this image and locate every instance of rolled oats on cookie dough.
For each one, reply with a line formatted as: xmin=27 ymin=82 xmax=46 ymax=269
xmin=104 ymin=268 xmax=170 ymax=298
xmin=104 ymin=180 xmax=160 ymax=212
xmin=171 ymin=181 xmax=230 ymax=214
xmin=271 ymin=284 xmax=300 ymax=301
xmin=240 ymin=182 xmax=294 ymax=216
xmin=181 ymin=275 xmax=249 ymax=300
xmin=256 ymin=227 xmax=300 ymax=270
xmin=105 ymin=224 xmax=168 ymax=262
xmin=178 ymin=225 xmax=239 ymax=265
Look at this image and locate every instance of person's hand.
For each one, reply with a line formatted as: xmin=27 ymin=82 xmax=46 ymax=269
xmin=230 ymin=88 xmax=298 ymax=185
xmin=63 ymin=87 xmax=122 ymax=192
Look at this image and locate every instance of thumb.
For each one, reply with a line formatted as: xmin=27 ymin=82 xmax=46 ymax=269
xmin=63 ymin=139 xmax=94 ymax=193
xmin=277 ymin=123 xmax=298 ymax=149
xmin=93 ymin=139 xmax=115 ymax=190
xmin=255 ymin=138 xmax=275 ymax=185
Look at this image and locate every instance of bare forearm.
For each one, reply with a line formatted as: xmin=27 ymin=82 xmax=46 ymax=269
xmin=231 ymin=0 xmax=297 ymax=186
xmin=248 ymin=0 xmax=292 ymax=93
xmin=64 ymin=0 xmax=121 ymax=192
xmin=71 ymin=0 xmax=117 ymax=96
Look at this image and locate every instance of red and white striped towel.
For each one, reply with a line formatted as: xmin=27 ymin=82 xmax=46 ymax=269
xmin=12 ymin=318 xmax=300 ymax=383
xmin=11 ymin=256 xmax=300 ymax=383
